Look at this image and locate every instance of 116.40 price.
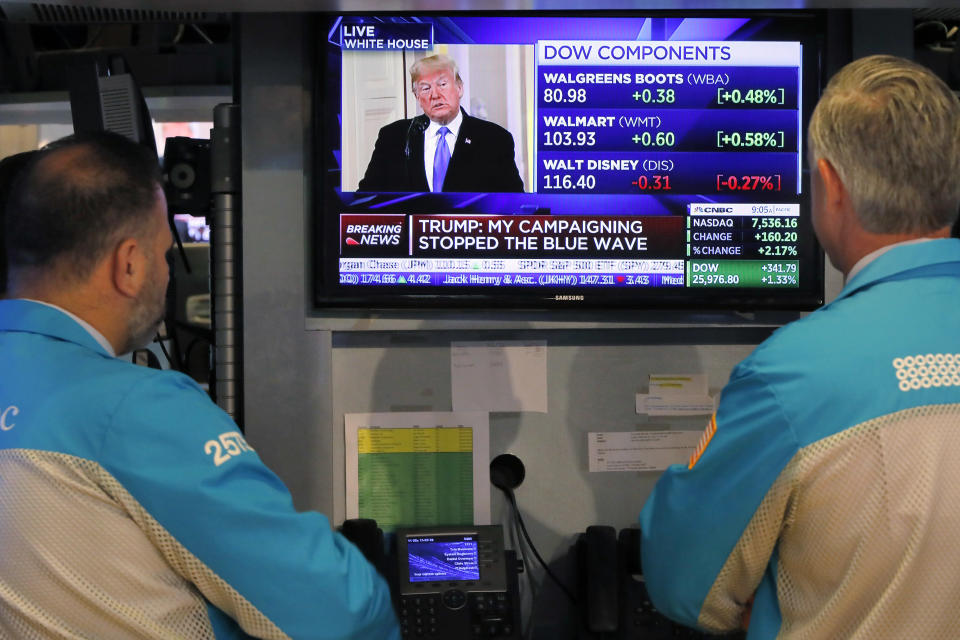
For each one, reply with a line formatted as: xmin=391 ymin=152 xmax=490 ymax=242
xmin=542 ymin=174 xmax=597 ymax=190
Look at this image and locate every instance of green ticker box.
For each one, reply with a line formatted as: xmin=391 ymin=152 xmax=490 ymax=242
xmin=686 ymin=260 xmax=799 ymax=288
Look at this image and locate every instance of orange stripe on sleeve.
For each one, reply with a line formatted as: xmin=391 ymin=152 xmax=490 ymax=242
xmin=688 ymin=414 xmax=718 ymax=469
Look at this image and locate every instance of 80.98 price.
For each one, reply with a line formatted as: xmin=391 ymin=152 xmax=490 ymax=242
xmin=544 ymin=88 xmax=587 ymax=103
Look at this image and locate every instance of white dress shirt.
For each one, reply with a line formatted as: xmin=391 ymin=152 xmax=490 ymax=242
xmin=845 ymin=237 xmax=937 ymax=283
xmin=23 ymin=298 xmax=116 ymax=356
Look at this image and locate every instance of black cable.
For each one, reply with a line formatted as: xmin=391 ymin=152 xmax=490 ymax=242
xmin=169 ymin=214 xmax=192 ymax=274
xmin=166 ymin=320 xmax=185 ymax=372
xmin=161 ymin=215 xmax=191 ymax=374
xmin=508 ymin=502 xmax=557 ymax=640
xmin=182 ymin=335 xmax=213 ymax=384
xmin=50 ymin=25 xmax=77 ymax=50
xmin=189 ymin=23 xmax=215 ymax=45
xmin=81 ymin=26 xmax=103 ymax=50
xmin=499 ymin=486 xmax=577 ymax=606
xmin=154 ymin=331 xmax=174 ymax=366
xmin=183 ymin=336 xmax=204 ymax=362
xmin=506 ymin=512 xmax=537 ymax=640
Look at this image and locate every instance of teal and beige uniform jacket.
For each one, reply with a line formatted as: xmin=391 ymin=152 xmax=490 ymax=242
xmin=0 ymin=299 xmax=400 ymax=640
xmin=640 ymin=238 xmax=960 ymax=639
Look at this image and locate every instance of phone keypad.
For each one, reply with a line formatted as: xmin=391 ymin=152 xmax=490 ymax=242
xmin=469 ymin=592 xmax=514 ymax=638
xmin=397 ymin=591 xmax=516 ymax=639
xmin=398 ymin=595 xmax=440 ymax=638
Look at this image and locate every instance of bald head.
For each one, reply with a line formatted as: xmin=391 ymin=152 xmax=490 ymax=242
xmin=5 ymin=131 xmax=162 ymax=287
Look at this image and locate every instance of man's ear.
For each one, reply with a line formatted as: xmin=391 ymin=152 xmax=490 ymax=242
xmin=817 ymin=157 xmax=849 ymax=213
xmin=111 ymin=237 xmax=146 ymax=299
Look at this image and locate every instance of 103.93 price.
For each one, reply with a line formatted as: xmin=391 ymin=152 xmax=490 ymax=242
xmin=543 ymin=130 xmax=597 ymax=147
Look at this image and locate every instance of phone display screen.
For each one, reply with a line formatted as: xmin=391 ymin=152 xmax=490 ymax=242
xmin=407 ymin=534 xmax=481 ymax=582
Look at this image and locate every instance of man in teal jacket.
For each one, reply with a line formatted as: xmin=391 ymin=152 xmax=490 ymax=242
xmin=0 ymin=132 xmax=400 ymax=639
xmin=640 ymin=56 xmax=960 ymax=638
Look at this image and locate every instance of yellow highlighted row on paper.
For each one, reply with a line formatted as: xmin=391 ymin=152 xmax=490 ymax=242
xmin=358 ymin=427 xmax=473 ymax=454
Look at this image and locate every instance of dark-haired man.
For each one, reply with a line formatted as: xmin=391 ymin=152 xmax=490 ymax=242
xmin=358 ymin=54 xmax=524 ymax=193
xmin=0 ymin=150 xmax=39 ymax=296
xmin=0 ymin=132 xmax=399 ymax=640
xmin=640 ymin=55 xmax=960 ymax=639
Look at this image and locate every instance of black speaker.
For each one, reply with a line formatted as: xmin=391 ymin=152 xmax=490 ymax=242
xmin=163 ymin=136 xmax=211 ymax=215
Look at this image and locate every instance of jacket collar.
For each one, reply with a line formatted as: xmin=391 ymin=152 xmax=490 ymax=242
xmin=0 ymin=298 xmax=114 ymax=357
xmin=834 ymin=238 xmax=960 ymax=304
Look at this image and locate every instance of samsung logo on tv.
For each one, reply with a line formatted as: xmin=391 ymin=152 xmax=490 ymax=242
xmin=554 ymin=295 xmax=585 ymax=301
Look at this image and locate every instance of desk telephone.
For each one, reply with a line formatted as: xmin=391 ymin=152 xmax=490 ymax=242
xmin=340 ymin=519 xmax=741 ymax=640
xmin=339 ymin=520 xmax=522 ymax=640
xmin=396 ymin=525 xmax=522 ymax=640
xmin=574 ymin=526 xmax=745 ymax=640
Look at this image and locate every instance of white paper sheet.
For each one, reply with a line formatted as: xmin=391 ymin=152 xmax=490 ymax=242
xmin=636 ymin=393 xmax=716 ymax=416
xmin=451 ymin=340 xmax=548 ymax=412
xmin=648 ymin=374 xmax=708 ymax=396
xmin=588 ymin=430 xmax=702 ymax=472
xmin=345 ymin=411 xmax=490 ymax=531
xmin=637 ymin=373 xmax=715 ymax=416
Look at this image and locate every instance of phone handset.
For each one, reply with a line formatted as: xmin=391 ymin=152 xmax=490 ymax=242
xmin=577 ymin=525 xmax=620 ymax=633
xmin=574 ymin=526 xmax=713 ymax=639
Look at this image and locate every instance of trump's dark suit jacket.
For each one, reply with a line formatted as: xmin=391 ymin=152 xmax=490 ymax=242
xmin=357 ymin=110 xmax=524 ymax=193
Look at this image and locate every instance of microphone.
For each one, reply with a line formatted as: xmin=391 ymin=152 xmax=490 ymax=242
xmin=403 ymin=115 xmax=428 ymax=159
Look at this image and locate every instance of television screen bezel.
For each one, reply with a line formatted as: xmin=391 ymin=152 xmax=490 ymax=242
xmin=312 ymin=9 xmax=827 ymax=312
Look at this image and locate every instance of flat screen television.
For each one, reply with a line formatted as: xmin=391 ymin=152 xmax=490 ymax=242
xmin=315 ymin=12 xmax=826 ymax=310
